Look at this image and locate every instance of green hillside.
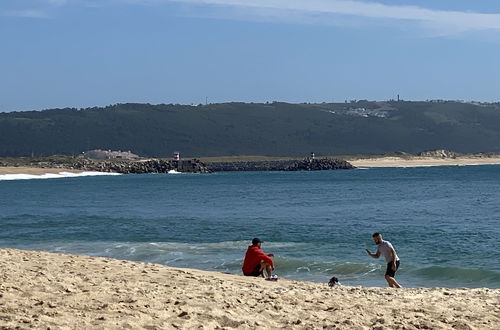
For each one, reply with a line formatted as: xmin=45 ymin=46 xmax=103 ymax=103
xmin=1 ymin=101 xmax=500 ymax=157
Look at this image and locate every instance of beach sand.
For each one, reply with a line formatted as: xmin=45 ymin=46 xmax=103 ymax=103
xmin=0 ymin=249 xmax=498 ymax=329
xmin=348 ymin=156 xmax=500 ymax=168
xmin=0 ymin=167 xmax=81 ymax=175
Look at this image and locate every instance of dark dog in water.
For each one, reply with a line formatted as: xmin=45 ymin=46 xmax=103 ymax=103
xmin=328 ymin=276 xmax=341 ymax=287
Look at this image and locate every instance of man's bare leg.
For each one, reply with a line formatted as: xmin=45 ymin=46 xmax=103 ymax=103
xmin=385 ymin=275 xmax=402 ymax=288
xmin=259 ymin=262 xmax=273 ymax=277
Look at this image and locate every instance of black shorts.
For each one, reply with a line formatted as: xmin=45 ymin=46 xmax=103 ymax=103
xmin=385 ymin=260 xmax=400 ymax=277
xmin=244 ymin=264 xmax=263 ymax=277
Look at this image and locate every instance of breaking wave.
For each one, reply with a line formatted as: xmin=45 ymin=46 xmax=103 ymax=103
xmin=0 ymin=171 xmax=121 ymax=181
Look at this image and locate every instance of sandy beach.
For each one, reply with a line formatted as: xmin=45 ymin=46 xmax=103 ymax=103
xmin=347 ymin=156 xmax=500 ymax=168
xmin=0 ymin=249 xmax=498 ymax=329
xmin=0 ymin=167 xmax=81 ymax=175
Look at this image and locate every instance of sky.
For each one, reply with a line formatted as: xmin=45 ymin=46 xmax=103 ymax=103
xmin=1 ymin=0 xmax=500 ymax=111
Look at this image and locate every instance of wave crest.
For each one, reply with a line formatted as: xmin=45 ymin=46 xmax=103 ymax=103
xmin=0 ymin=171 xmax=121 ymax=181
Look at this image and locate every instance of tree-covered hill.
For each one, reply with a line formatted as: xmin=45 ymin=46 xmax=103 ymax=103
xmin=1 ymin=101 xmax=500 ymax=157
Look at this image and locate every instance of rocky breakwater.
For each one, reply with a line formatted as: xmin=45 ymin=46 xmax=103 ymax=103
xmin=69 ymin=158 xmax=211 ymax=174
xmin=206 ymin=158 xmax=355 ymax=172
xmin=0 ymin=156 xmax=211 ymax=174
xmin=1 ymin=156 xmax=353 ymax=173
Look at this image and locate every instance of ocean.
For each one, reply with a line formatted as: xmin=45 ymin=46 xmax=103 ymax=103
xmin=1 ymin=166 xmax=499 ymax=288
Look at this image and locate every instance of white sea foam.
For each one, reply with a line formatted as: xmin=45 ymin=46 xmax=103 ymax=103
xmin=0 ymin=171 xmax=121 ymax=181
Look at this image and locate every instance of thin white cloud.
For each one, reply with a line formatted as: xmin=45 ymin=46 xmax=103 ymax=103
xmin=0 ymin=0 xmax=68 ymax=18
xmin=4 ymin=0 xmax=500 ymax=35
xmin=128 ymin=0 xmax=500 ymax=35
xmin=0 ymin=9 xmax=48 ymax=18
xmin=47 ymin=0 xmax=68 ymax=5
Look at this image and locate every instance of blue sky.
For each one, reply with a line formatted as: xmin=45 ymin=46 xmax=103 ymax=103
xmin=1 ymin=0 xmax=500 ymax=111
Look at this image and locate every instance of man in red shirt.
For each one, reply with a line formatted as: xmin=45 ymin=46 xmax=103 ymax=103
xmin=242 ymin=238 xmax=275 ymax=279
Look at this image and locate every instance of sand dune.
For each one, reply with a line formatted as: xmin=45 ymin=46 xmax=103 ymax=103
xmin=0 ymin=249 xmax=498 ymax=329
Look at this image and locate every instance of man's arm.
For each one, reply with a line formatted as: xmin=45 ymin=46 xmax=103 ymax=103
xmin=366 ymin=248 xmax=380 ymax=259
xmin=257 ymin=250 xmax=274 ymax=267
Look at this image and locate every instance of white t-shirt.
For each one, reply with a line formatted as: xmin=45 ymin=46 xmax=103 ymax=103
xmin=376 ymin=240 xmax=400 ymax=263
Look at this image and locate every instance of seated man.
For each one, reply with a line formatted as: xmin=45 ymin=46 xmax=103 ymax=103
xmin=242 ymin=238 xmax=275 ymax=279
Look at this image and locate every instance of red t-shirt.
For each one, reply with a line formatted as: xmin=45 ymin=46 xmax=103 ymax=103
xmin=242 ymin=245 xmax=274 ymax=274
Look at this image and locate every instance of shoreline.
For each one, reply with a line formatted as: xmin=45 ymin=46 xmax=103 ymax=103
xmin=1 ymin=248 xmax=499 ymax=329
xmin=347 ymin=156 xmax=500 ymax=168
xmin=2 ymin=156 xmax=500 ymax=176
xmin=0 ymin=166 xmax=83 ymax=175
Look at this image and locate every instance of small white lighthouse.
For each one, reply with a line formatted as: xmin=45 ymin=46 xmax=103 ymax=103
xmin=173 ymin=151 xmax=180 ymax=161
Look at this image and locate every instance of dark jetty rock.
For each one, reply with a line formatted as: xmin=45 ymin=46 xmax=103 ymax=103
xmin=1 ymin=156 xmax=353 ymax=174
xmin=284 ymin=158 xmax=355 ymax=171
xmin=206 ymin=158 xmax=355 ymax=172
xmin=0 ymin=157 xmax=212 ymax=174
xmin=68 ymin=158 xmax=211 ymax=174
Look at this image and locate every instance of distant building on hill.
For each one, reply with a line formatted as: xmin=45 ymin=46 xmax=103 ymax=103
xmin=82 ymin=149 xmax=140 ymax=160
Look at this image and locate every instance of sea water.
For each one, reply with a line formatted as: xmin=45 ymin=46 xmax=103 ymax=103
xmin=1 ymin=166 xmax=499 ymax=288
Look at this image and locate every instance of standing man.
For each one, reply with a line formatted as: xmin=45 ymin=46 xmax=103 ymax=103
xmin=366 ymin=232 xmax=402 ymax=288
xmin=242 ymin=238 xmax=276 ymax=280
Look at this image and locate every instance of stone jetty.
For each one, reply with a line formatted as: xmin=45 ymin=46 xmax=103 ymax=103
xmin=0 ymin=156 xmax=354 ymax=173
xmin=69 ymin=158 xmax=211 ymax=174
xmin=206 ymin=158 xmax=354 ymax=172
xmin=0 ymin=157 xmax=210 ymax=174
